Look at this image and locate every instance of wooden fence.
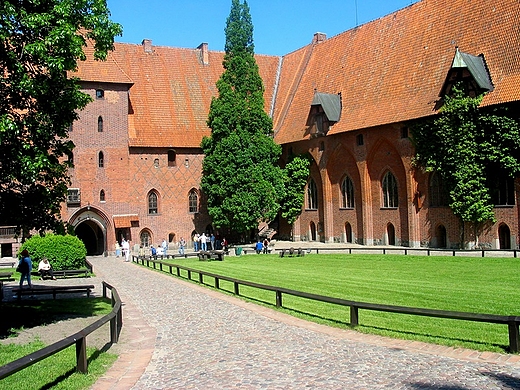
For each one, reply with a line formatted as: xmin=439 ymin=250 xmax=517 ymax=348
xmin=133 ymin=255 xmax=520 ymax=353
xmin=0 ymin=281 xmax=122 ymax=379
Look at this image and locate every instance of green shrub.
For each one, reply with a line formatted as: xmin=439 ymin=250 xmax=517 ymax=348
xmin=20 ymin=234 xmax=87 ymax=270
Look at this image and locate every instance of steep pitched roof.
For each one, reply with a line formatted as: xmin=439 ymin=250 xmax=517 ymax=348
xmin=74 ymin=42 xmax=281 ymax=148
xmin=273 ymin=0 xmax=520 ymax=144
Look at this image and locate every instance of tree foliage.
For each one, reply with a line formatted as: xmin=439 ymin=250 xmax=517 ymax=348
xmin=280 ymin=154 xmax=311 ymax=225
xmin=0 ymin=0 xmax=121 ymax=238
xmin=411 ymin=85 xmax=520 ymax=235
xmin=201 ymin=0 xmax=285 ymax=234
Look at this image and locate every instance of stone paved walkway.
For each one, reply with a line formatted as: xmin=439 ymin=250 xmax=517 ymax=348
xmin=88 ymin=255 xmax=520 ymax=389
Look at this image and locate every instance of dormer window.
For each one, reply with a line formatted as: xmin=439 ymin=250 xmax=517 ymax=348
xmin=308 ymin=91 xmax=341 ymax=137
xmin=440 ymin=48 xmax=493 ymax=98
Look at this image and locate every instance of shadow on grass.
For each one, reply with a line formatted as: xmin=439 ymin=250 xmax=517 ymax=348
xmin=37 ymin=348 xmax=107 ymax=390
xmin=0 ymin=297 xmax=110 ymax=339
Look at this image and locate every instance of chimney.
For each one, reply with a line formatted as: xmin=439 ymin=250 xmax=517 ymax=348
xmin=197 ymin=42 xmax=209 ymax=65
xmin=312 ymin=32 xmax=327 ymax=44
xmin=142 ymin=39 xmax=153 ymax=54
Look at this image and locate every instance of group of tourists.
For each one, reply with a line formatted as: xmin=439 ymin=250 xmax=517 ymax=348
xmin=192 ymin=232 xmax=228 ymax=252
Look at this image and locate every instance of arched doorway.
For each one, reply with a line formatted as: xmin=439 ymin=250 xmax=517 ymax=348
xmin=75 ymin=220 xmax=104 ymax=255
xmin=69 ymin=206 xmax=108 ymax=256
xmin=436 ymin=224 xmax=447 ymax=248
xmin=499 ymin=224 xmax=511 ymax=249
xmin=345 ymin=222 xmax=353 ymax=243
xmin=387 ymin=223 xmax=395 ymax=246
xmin=309 ymin=222 xmax=317 ymax=241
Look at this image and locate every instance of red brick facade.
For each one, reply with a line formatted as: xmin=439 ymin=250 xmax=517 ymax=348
xmin=59 ymin=0 xmax=520 ymax=254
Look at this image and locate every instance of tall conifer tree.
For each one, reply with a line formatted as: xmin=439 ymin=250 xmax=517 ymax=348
xmin=201 ymin=0 xmax=284 ymax=235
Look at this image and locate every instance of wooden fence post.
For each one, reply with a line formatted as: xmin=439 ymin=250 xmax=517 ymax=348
xmin=508 ymin=321 xmax=520 ymax=353
xmin=350 ymin=306 xmax=359 ymax=326
xmin=76 ymin=338 xmax=87 ymax=373
xmin=276 ymin=290 xmax=282 ymax=308
xmin=234 ymin=281 xmax=240 ymax=296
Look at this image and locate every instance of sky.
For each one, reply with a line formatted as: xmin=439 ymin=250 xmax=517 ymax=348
xmin=106 ymin=0 xmax=419 ymax=56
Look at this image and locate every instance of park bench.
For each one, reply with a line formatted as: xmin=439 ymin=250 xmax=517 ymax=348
xmin=0 ymin=272 xmax=15 ymax=282
xmin=278 ymin=248 xmax=305 ymax=258
xmin=198 ymin=250 xmax=225 ymax=261
xmin=12 ymin=284 xmax=95 ymax=300
xmin=32 ymin=269 xmax=90 ymax=279
xmin=0 ymin=261 xmax=16 ymax=268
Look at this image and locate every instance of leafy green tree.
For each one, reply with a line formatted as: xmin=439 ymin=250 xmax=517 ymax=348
xmin=201 ymin=0 xmax=285 ymax=235
xmin=411 ymin=85 xmax=520 ymax=246
xmin=280 ymin=154 xmax=311 ymax=226
xmin=0 ymin=0 xmax=121 ymax=239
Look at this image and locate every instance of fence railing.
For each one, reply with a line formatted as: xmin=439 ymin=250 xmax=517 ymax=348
xmin=271 ymin=246 xmax=520 ymax=258
xmin=0 ymin=281 xmax=122 ymax=379
xmin=133 ymin=255 xmax=520 ymax=353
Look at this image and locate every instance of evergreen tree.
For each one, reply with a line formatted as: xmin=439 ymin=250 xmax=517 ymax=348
xmin=411 ymin=85 xmax=520 ymax=246
xmin=201 ymin=0 xmax=284 ymax=235
xmin=0 ymin=0 xmax=121 ymax=238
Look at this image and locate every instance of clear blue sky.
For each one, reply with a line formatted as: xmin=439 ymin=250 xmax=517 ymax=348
xmin=106 ymin=0 xmax=419 ymax=56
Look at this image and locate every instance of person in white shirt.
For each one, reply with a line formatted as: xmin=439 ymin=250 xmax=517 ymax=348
xmin=122 ymin=239 xmax=130 ymax=262
xmin=38 ymin=258 xmax=56 ymax=280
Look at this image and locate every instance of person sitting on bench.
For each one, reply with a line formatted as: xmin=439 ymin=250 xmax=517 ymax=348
xmin=38 ymin=258 xmax=56 ymax=280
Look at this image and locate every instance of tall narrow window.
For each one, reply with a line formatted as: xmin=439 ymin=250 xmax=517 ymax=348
xmin=97 ymin=116 xmax=103 ymax=132
xmin=488 ymin=169 xmax=515 ymax=206
xmin=148 ymin=192 xmax=158 ymax=214
xmin=168 ymin=150 xmax=176 ymax=167
xmin=382 ymin=171 xmax=398 ymax=208
xmin=98 ymin=151 xmax=104 ymax=168
xmin=140 ymin=230 xmax=151 ymax=248
xmin=341 ymin=176 xmax=354 ymax=209
xmin=99 ymin=189 xmax=105 ymax=202
xmin=188 ymin=190 xmax=198 ymax=213
xmin=307 ymin=179 xmax=318 ymax=210
xmin=430 ymin=172 xmax=448 ymax=207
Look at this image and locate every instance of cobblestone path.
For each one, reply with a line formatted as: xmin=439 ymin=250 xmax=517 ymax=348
xmin=89 ymin=256 xmax=520 ymax=389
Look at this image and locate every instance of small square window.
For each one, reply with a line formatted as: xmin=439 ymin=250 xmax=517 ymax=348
xmin=96 ymin=89 xmax=104 ymax=99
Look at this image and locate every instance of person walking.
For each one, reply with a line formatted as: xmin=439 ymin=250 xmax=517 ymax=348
xmin=122 ymin=239 xmax=130 ymax=262
xmin=179 ymin=237 xmax=186 ymax=255
xmin=17 ymin=249 xmax=33 ymax=289
xmin=200 ymin=233 xmax=208 ymax=252
xmin=162 ymin=239 xmax=168 ymax=256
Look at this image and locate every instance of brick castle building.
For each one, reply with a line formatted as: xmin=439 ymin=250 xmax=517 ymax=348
xmin=57 ymin=0 xmax=519 ymax=255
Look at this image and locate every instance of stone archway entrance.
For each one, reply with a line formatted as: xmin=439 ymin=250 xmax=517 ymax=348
xmin=70 ymin=207 xmax=108 ymax=256
xmin=76 ymin=220 xmax=105 ymax=255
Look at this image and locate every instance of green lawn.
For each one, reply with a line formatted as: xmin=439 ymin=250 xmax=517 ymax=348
xmin=0 ymin=298 xmax=116 ymax=389
xmin=161 ymin=254 xmax=520 ymax=353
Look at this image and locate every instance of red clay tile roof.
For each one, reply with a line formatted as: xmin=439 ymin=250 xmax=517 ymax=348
xmin=73 ymin=42 xmax=280 ymax=148
xmin=273 ymin=0 xmax=520 ymax=144
xmin=73 ymin=0 xmax=520 ymax=147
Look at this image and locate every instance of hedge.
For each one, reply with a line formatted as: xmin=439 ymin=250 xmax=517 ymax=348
xmin=19 ymin=234 xmax=87 ymax=271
